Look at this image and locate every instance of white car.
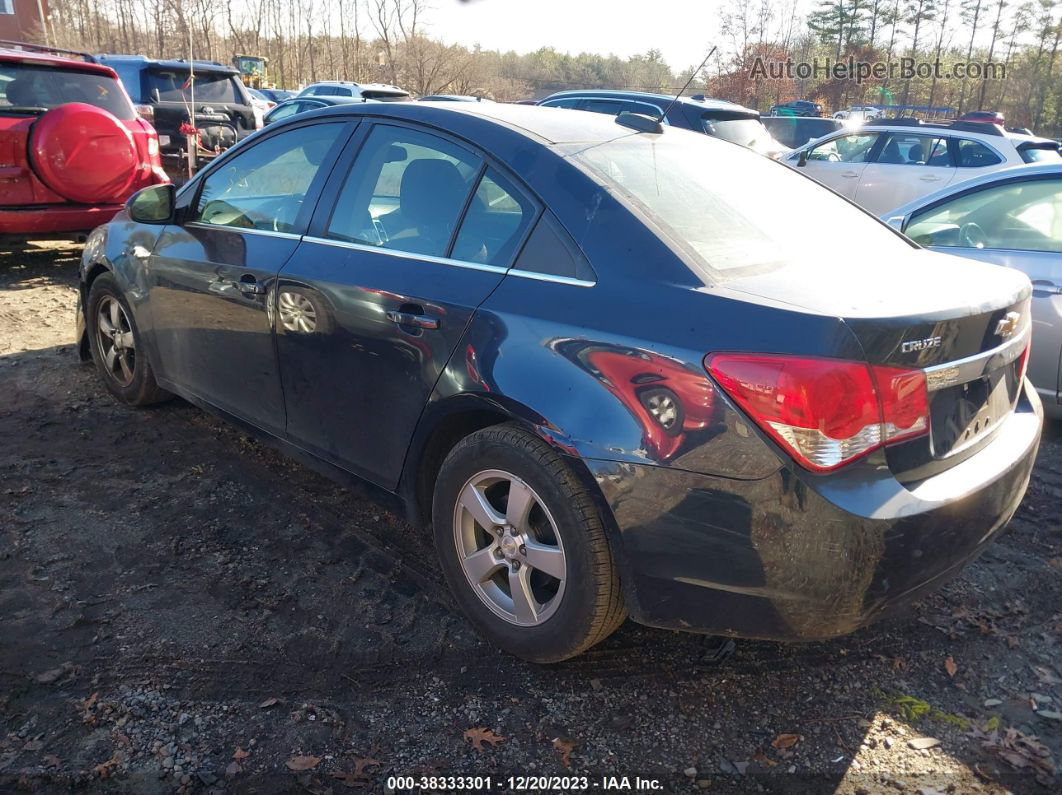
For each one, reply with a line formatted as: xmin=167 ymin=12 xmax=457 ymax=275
xmin=785 ymin=120 xmax=1061 ymax=215
xmin=833 ymin=105 xmax=881 ymax=123
xmin=297 ymin=81 xmax=410 ymax=102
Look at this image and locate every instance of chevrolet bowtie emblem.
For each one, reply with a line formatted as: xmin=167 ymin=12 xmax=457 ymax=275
xmin=994 ymin=311 xmax=1021 ymax=338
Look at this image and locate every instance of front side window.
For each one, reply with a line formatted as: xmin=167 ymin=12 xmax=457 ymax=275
xmin=451 ymin=169 xmax=536 ymax=265
xmin=327 ymin=125 xmax=482 ymax=257
xmin=905 ymin=178 xmax=1062 ymax=252
xmin=542 ymin=97 xmax=584 ymax=110
xmin=956 ymin=139 xmax=1003 ymax=167
xmin=702 ymin=115 xmax=773 ymax=149
xmin=0 ymin=64 xmax=135 ymax=119
xmin=564 ymin=133 xmax=913 ymax=279
xmin=806 ymin=133 xmax=878 ymax=163
xmin=877 ymin=134 xmax=950 ymax=166
xmin=193 ymin=123 xmax=342 ymax=232
xmin=265 ymin=101 xmax=302 ymax=122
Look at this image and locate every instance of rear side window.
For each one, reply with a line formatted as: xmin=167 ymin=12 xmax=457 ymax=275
xmin=512 ymin=213 xmax=595 ymax=282
xmin=312 ymin=85 xmax=351 ymax=97
xmin=956 ymin=139 xmax=1003 ymax=167
xmin=326 ymin=125 xmax=482 ymax=258
xmin=542 ymin=97 xmax=583 ymax=109
xmin=452 ymin=169 xmax=536 ymax=266
xmin=147 ymin=70 xmax=240 ymax=103
xmin=0 ymin=64 xmax=135 ymax=119
xmin=878 ymin=134 xmax=950 ymax=166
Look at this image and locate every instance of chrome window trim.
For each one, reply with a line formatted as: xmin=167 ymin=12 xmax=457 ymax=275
xmin=923 ymin=323 xmax=1030 ymax=392
xmin=300 ymin=236 xmax=597 ymax=286
xmin=301 ymin=235 xmax=509 ymax=274
xmin=185 ymin=222 xmax=302 ymax=240
xmin=507 ymin=268 xmax=596 ymax=288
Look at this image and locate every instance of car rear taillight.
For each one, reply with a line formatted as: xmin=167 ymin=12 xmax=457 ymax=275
xmin=1016 ymin=342 xmax=1030 ymax=383
xmin=704 ymin=353 xmax=929 ymax=472
xmin=134 ymin=104 xmax=154 ymax=122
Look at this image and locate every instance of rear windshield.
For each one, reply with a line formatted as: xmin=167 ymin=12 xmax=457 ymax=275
xmin=1018 ymin=143 xmax=1062 ymax=164
xmin=0 ymin=63 xmax=134 ymax=119
xmin=699 ymin=115 xmax=772 ymax=148
xmin=147 ymin=69 xmax=242 ymax=104
xmin=360 ymin=90 xmax=410 ymax=102
xmin=562 ymin=131 xmax=913 ymax=280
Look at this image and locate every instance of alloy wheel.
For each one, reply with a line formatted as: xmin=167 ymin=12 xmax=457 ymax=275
xmin=278 ymin=290 xmax=318 ymax=333
xmin=453 ymin=469 xmax=567 ymax=626
xmin=95 ymin=296 xmax=136 ymax=387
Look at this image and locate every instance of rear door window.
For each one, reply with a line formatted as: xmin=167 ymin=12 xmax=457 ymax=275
xmin=877 ymin=134 xmax=951 ymax=166
xmin=0 ymin=63 xmax=135 ymax=119
xmin=326 ymin=125 xmax=482 ymax=258
xmin=451 ymin=169 xmax=536 ymax=266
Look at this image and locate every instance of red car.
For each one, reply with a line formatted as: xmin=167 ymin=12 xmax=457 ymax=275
xmin=0 ymin=44 xmax=167 ymax=243
xmin=959 ymin=110 xmax=1005 ymax=126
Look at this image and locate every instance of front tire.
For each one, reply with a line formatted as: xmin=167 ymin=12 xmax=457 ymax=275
xmin=86 ymin=272 xmax=171 ymax=407
xmin=432 ymin=423 xmax=625 ymax=662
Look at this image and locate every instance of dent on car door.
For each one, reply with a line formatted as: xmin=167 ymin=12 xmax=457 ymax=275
xmin=904 ymin=175 xmax=1062 ymax=407
xmin=797 ymin=132 xmax=879 ymax=198
xmin=145 ymin=121 xmax=349 ymax=434
xmin=275 ymin=122 xmax=539 ymax=488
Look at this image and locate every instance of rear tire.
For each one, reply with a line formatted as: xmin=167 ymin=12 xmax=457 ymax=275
xmin=86 ymin=272 xmax=171 ymax=407
xmin=432 ymin=423 xmax=625 ymax=662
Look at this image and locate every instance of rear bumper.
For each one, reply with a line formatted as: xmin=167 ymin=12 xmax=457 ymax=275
xmin=587 ymin=381 xmax=1042 ymax=641
xmin=0 ymin=204 xmax=124 ymax=241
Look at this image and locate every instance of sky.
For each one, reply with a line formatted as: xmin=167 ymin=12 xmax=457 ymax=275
xmin=425 ymin=0 xmax=726 ymax=72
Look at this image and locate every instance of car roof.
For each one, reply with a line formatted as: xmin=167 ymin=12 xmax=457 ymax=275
xmin=884 ymin=162 xmax=1062 ymax=219
xmin=0 ymin=46 xmax=117 ymax=76
xmin=95 ymin=54 xmax=239 ymax=75
xmin=305 ymin=80 xmax=406 ymax=91
xmin=541 ymin=89 xmax=754 ymax=114
xmin=281 ymin=99 xmax=650 ymax=145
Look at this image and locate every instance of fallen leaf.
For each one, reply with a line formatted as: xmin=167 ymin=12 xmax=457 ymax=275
xmin=352 ymin=758 xmax=381 ymax=777
xmin=552 ymin=737 xmax=575 ymax=768
xmin=751 ymin=751 xmax=778 ymax=767
xmin=463 ymin=727 xmax=505 ymax=752
xmin=891 ymin=657 xmax=908 ymax=672
xmin=224 ymin=760 xmax=241 ymax=778
xmin=332 ymin=758 xmax=382 ymax=788
xmin=908 ymin=737 xmax=942 ymax=750
xmin=771 ymin=733 xmax=801 ymax=750
xmin=93 ymin=756 xmax=119 ymax=778
xmin=41 ymin=754 xmax=60 ymax=768
xmin=944 ymin=656 xmax=958 ymax=678
xmin=83 ymin=692 xmax=99 ymax=711
xmin=233 ymin=747 xmax=250 ymax=761
xmin=286 ymin=755 xmax=321 ymax=771
xmin=259 ymin=697 xmax=280 ymax=709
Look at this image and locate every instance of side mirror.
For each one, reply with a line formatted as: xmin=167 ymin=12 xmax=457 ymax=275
xmin=797 ymin=149 xmax=808 ymax=167
xmin=127 ymin=184 xmax=175 ymax=224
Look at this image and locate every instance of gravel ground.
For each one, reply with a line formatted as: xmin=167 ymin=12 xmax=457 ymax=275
xmin=1 ymin=241 xmax=1061 ymax=794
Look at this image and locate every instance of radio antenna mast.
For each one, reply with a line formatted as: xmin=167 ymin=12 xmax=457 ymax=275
xmin=657 ymin=46 xmax=717 ymax=124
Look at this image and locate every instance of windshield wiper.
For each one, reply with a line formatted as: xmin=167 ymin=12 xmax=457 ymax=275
xmin=0 ymin=105 xmax=48 ymax=115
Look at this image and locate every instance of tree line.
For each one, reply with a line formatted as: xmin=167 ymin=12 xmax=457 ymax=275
xmin=40 ymin=0 xmax=1062 ymax=136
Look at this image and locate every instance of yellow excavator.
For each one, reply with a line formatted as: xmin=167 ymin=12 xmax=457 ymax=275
xmin=232 ymin=55 xmax=268 ymax=89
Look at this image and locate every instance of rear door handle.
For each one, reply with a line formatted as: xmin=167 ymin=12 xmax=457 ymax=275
xmin=1032 ymin=279 xmax=1062 ymax=295
xmin=841 ymin=170 xmax=860 ymax=178
xmin=920 ymin=174 xmax=943 ymax=182
xmin=387 ymin=309 xmax=439 ymax=330
xmin=237 ymin=274 xmax=265 ymax=295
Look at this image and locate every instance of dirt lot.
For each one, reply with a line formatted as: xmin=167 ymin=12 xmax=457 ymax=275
xmin=2 ymin=242 xmax=1061 ymax=794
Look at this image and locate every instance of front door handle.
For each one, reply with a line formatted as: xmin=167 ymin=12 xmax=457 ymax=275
xmin=920 ymin=174 xmax=943 ymax=182
xmin=841 ymin=170 xmax=860 ymax=178
xmin=387 ymin=309 xmax=439 ymax=330
xmin=237 ymin=274 xmax=265 ymax=295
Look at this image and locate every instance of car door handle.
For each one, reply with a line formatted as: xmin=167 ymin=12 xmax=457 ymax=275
xmin=386 ymin=310 xmax=439 ymax=330
xmin=920 ymin=175 xmax=943 ymax=182
xmin=237 ymin=274 xmax=265 ymax=295
xmin=1032 ymin=279 xmax=1062 ymax=295
xmin=841 ymin=170 xmax=860 ymax=178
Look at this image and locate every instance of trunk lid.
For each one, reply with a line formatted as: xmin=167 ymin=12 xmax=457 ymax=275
xmin=718 ymin=248 xmax=1033 ymax=480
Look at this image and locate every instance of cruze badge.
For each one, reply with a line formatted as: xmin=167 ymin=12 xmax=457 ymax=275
xmin=995 ymin=311 xmax=1021 ymax=338
xmin=901 ymin=336 xmax=942 ymax=353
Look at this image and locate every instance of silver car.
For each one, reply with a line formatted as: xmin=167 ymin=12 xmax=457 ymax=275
xmin=884 ymin=163 xmax=1062 ymax=418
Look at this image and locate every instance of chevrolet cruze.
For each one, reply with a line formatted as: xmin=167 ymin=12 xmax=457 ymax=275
xmin=76 ymin=102 xmax=1042 ymax=662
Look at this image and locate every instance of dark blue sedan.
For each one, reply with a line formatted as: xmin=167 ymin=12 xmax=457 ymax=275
xmin=76 ymin=102 xmax=1041 ymax=661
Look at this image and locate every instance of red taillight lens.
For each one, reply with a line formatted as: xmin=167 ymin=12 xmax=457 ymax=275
xmin=134 ymin=103 xmax=154 ymax=122
xmin=705 ymin=353 xmax=929 ymax=472
xmin=1016 ymin=342 xmax=1030 ymax=383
